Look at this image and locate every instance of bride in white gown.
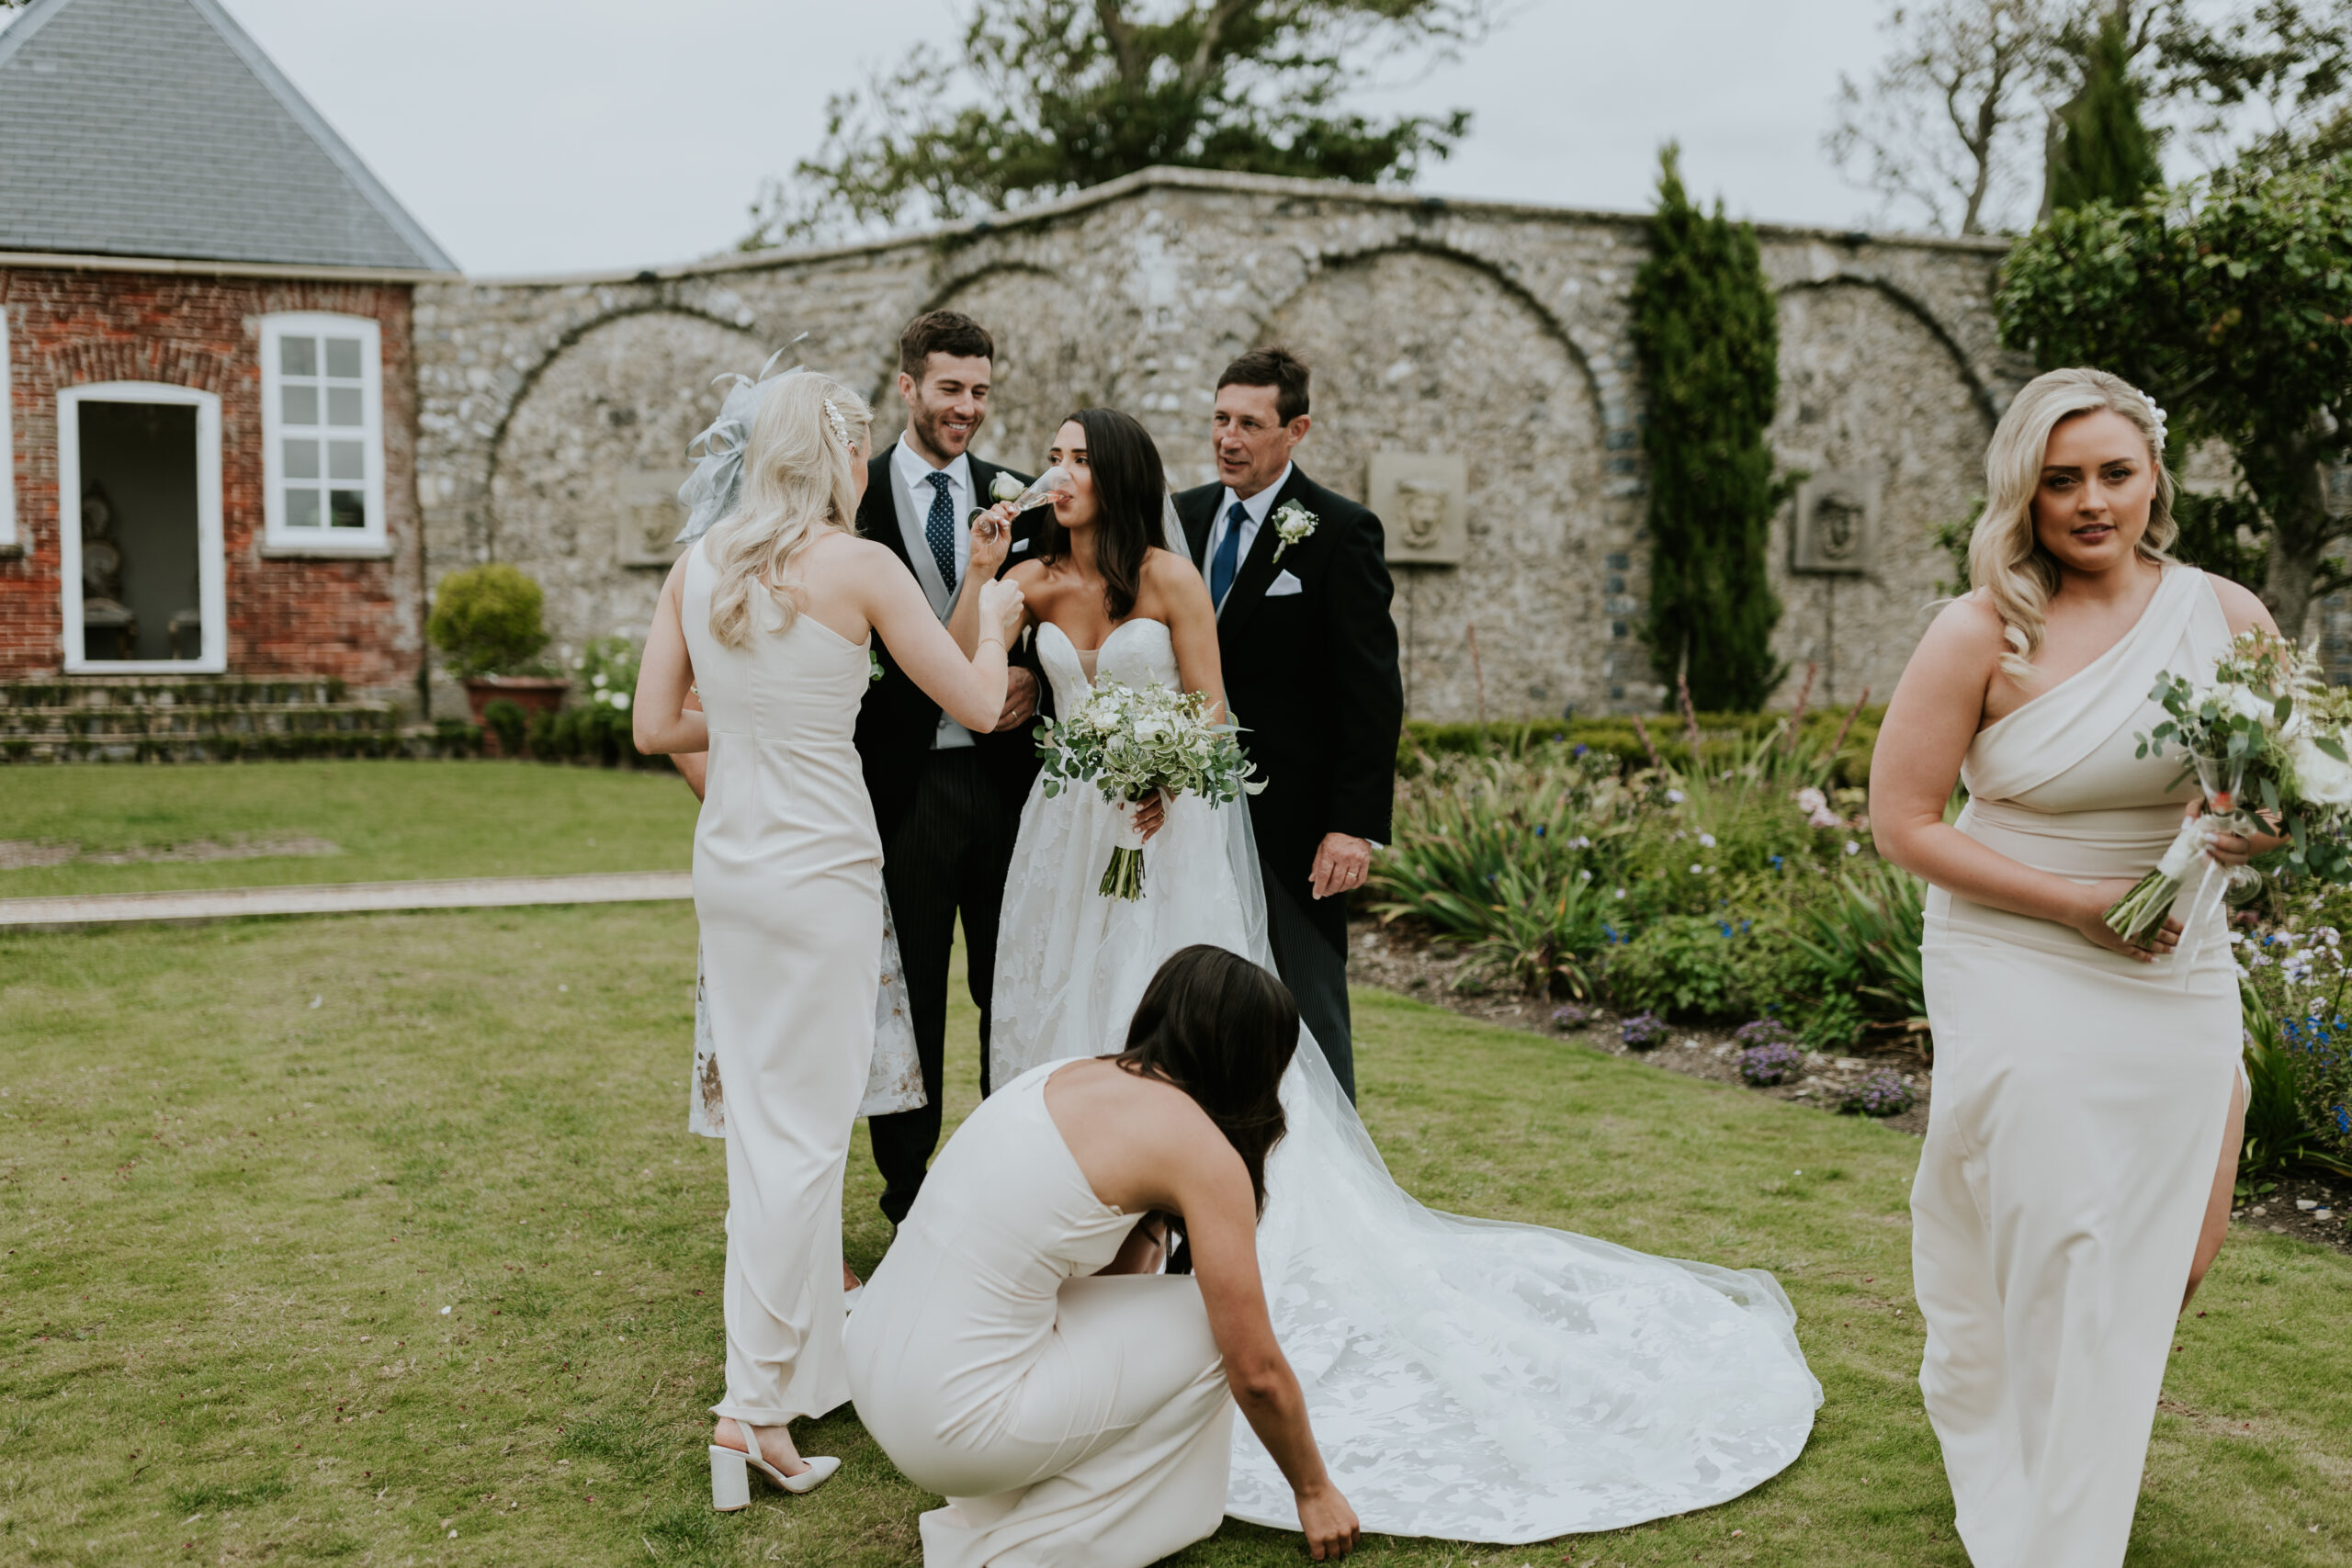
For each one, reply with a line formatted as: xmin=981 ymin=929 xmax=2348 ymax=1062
xmin=968 ymin=410 xmax=1822 ymax=1546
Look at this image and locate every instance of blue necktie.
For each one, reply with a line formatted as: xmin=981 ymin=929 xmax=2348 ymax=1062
xmin=924 ymin=471 xmax=958 ymax=590
xmin=1209 ymin=501 xmax=1249 ymax=609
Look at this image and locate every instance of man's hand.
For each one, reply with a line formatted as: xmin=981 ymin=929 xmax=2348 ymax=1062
xmin=1308 ymin=833 xmax=1373 ymax=900
xmin=995 ymin=666 xmax=1039 ymax=732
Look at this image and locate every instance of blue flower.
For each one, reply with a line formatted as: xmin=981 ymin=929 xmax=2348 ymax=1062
xmin=1534 ymin=825 xmax=1546 ymax=838
xmin=1572 ymin=743 xmax=1589 ymax=759
xmin=1769 ymin=854 xmax=1784 ymax=870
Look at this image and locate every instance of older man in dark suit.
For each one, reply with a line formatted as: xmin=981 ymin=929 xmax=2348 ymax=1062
xmin=1172 ymin=347 xmax=1403 ymax=1100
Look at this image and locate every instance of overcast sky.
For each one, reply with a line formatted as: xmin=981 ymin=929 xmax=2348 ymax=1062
xmin=198 ymin=1 xmax=1912 ymax=275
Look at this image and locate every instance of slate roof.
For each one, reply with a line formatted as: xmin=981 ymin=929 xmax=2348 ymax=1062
xmin=0 ymin=0 xmax=455 ymax=272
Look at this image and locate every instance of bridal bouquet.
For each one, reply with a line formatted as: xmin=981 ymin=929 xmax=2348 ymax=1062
xmin=1035 ymin=679 xmax=1261 ymax=899
xmin=2106 ymin=629 xmax=2352 ymax=946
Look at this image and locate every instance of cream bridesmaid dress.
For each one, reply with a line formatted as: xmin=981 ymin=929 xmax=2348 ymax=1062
xmin=845 ymin=1060 xmax=1236 ymax=1568
xmin=681 ymin=540 xmax=884 ymax=1429
xmin=1916 ymin=565 xmax=2241 ymax=1567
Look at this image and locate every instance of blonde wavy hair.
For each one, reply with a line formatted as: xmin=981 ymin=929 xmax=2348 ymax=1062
xmin=704 ymin=373 xmax=873 ymax=648
xmin=1967 ymin=366 xmax=2177 ymax=680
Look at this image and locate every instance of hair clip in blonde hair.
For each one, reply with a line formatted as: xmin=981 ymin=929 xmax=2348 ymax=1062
xmin=2133 ymin=387 xmax=2168 ymax=452
xmin=821 ymin=396 xmax=851 ymax=448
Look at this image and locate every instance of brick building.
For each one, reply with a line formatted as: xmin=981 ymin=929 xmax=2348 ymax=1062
xmin=0 ymin=0 xmax=453 ymax=711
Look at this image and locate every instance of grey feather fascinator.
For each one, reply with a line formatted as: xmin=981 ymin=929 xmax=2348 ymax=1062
xmin=674 ymin=342 xmax=808 ymax=544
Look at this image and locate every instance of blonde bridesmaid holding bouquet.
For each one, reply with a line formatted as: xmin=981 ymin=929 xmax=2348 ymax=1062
xmin=1872 ymin=367 xmax=2282 ymax=1567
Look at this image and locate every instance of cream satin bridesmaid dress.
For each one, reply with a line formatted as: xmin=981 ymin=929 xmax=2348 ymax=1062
xmin=1916 ymin=565 xmax=2240 ymax=1567
xmin=681 ymin=540 xmax=884 ymax=1434
xmin=846 ymin=1060 xmax=1235 ymax=1568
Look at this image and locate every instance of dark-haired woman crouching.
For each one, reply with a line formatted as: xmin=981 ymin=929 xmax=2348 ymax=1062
xmin=845 ymin=945 xmax=1361 ymax=1566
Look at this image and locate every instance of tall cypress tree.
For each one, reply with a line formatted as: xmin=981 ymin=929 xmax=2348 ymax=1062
xmin=2048 ymin=8 xmax=2164 ymax=213
xmin=1630 ymin=145 xmax=1786 ymax=712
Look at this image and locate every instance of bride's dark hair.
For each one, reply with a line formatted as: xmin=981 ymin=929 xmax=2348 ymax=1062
xmin=1114 ymin=944 xmax=1297 ymax=1220
xmin=1036 ymin=407 xmax=1165 ymax=621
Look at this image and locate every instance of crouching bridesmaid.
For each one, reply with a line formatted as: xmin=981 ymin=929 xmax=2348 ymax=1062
xmin=845 ymin=944 xmax=1360 ymax=1566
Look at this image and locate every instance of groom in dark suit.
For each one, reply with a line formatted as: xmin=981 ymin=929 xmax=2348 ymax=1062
xmin=854 ymin=310 xmax=1048 ymax=1224
xmin=1174 ymin=347 xmax=1403 ymax=1100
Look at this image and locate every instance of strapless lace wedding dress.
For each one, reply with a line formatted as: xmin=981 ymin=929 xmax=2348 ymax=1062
xmin=992 ymin=619 xmax=1822 ymax=1544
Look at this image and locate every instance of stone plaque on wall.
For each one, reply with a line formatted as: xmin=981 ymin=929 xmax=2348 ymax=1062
xmin=1791 ymin=468 xmax=1880 ymax=575
xmin=1369 ymin=450 xmax=1468 ymax=565
xmin=615 ymin=468 xmax=696 ymax=569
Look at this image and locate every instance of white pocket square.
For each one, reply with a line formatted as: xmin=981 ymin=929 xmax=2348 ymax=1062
xmin=1010 ymin=537 xmax=1031 ymax=553
xmin=1266 ymin=570 xmax=1304 ymax=597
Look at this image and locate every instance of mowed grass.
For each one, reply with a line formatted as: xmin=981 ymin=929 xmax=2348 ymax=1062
xmin=2 ymin=905 xmax=2347 ymax=1567
xmin=0 ymin=761 xmax=696 ymax=897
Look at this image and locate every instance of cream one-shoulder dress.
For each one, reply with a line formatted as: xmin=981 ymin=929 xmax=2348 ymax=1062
xmin=1915 ymin=566 xmax=2240 ymax=1567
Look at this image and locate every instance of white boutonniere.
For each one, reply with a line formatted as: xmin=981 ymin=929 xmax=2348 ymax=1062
xmin=990 ymin=472 xmax=1024 ymax=504
xmin=1271 ymin=501 xmax=1317 ymax=562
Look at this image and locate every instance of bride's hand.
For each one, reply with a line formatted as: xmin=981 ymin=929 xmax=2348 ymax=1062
xmin=1132 ymin=790 xmax=1169 ymax=842
xmin=2073 ymin=878 xmax=2180 ymax=962
xmin=977 ymin=578 xmax=1025 ymax=647
xmin=1295 ymin=1483 xmax=1359 ymax=1561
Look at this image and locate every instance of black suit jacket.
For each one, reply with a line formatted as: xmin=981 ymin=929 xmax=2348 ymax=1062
xmin=854 ymin=443 xmax=1050 ymax=841
xmin=1176 ymin=465 xmax=1403 ymax=950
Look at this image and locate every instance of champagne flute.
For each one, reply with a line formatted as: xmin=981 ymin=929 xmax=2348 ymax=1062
xmin=969 ymin=466 xmax=1074 ymax=543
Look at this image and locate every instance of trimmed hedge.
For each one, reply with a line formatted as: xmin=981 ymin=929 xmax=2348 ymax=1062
xmin=1397 ymin=707 xmax=1883 ymax=788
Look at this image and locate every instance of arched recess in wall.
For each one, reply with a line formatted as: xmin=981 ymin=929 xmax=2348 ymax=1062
xmin=1258 ymin=243 xmax=1610 ymax=722
xmin=485 ymin=307 xmax=761 ymax=661
xmin=1770 ymin=276 xmax=1997 ymax=708
xmin=907 ymin=262 xmax=1137 ymax=473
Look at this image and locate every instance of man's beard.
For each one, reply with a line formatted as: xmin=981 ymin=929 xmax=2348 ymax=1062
xmin=911 ymin=400 xmax=978 ymax=460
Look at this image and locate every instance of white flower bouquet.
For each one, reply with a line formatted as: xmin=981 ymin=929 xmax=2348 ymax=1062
xmin=1035 ymin=678 xmax=1261 ymax=898
xmin=2107 ymin=629 xmax=2352 ymax=946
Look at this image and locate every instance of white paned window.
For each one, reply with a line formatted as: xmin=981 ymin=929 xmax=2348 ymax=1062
xmin=0 ymin=306 xmax=15 ymax=551
xmin=261 ymin=312 xmax=386 ymax=554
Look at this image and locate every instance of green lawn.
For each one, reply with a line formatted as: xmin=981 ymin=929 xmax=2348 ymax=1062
xmin=3 ymin=904 xmax=2346 ymax=1567
xmin=0 ymin=761 xmax=696 ymax=898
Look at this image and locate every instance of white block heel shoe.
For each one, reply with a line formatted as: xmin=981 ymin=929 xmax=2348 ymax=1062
xmin=709 ymin=1434 xmax=840 ymax=1511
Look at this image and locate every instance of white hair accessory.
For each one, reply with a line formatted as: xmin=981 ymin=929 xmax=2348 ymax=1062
xmin=820 ymin=396 xmax=851 ymax=448
xmin=2134 ymin=386 xmax=2168 ymax=452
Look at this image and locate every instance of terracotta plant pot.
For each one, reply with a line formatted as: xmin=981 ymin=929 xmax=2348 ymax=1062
xmin=464 ymin=675 xmax=569 ymax=758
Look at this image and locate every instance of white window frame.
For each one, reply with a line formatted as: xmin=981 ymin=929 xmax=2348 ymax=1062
xmin=57 ymin=381 xmax=227 ymax=675
xmin=259 ymin=311 xmax=389 ymax=557
xmin=0 ymin=305 xmax=16 ymax=552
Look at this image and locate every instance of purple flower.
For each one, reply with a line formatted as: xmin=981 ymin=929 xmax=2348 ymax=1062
xmin=1739 ymin=1040 xmax=1802 ymax=1087
xmin=1838 ymin=1068 xmax=1917 ymax=1117
xmin=1620 ymin=1011 xmax=1667 ymax=1050
xmin=1550 ymin=1003 xmax=1594 ymax=1032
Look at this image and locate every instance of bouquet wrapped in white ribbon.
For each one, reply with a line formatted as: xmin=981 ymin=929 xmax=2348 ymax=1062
xmin=2107 ymin=629 xmax=2352 ymax=947
xmin=1035 ymin=678 xmax=1261 ymax=899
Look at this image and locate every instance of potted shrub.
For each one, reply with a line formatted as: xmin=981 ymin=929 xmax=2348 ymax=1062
xmin=429 ymin=563 xmax=565 ymax=756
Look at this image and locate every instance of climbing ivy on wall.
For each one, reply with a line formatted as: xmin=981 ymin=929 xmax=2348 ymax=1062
xmin=1631 ymin=144 xmax=1789 ymax=712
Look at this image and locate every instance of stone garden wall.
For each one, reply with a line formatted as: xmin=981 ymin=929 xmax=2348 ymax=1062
xmin=412 ymin=167 xmax=2025 ymax=721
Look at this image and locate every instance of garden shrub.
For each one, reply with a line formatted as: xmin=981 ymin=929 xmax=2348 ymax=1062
xmin=482 ymin=699 xmax=527 ymax=759
xmin=1738 ymin=1038 xmax=1802 ymax=1087
xmin=526 ymin=707 xmax=561 ymax=761
xmin=1396 ymin=707 xmax=1881 ymax=788
xmin=427 ymin=563 xmax=549 ymax=679
xmin=1787 ymin=863 xmax=1928 ymax=1048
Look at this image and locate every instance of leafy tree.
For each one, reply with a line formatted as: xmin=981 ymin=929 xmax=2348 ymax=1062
xmin=1827 ymin=2 xmax=2352 ymax=236
xmin=745 ymin=1 xmax=1497 ymax=246
xmin=2047 ymin=6 xmax=2165 ymax=209
xmin=1631 ymin=147 xmax=1788 ymax=712
xmin=1997 ymin=158 xmax=2352 ymax=633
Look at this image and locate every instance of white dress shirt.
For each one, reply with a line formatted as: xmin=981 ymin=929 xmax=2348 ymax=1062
xmin=1202 ymin=462 xmax=1294 ymax=592
xmin=892 ymin=442 xmax=977 ymax=750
